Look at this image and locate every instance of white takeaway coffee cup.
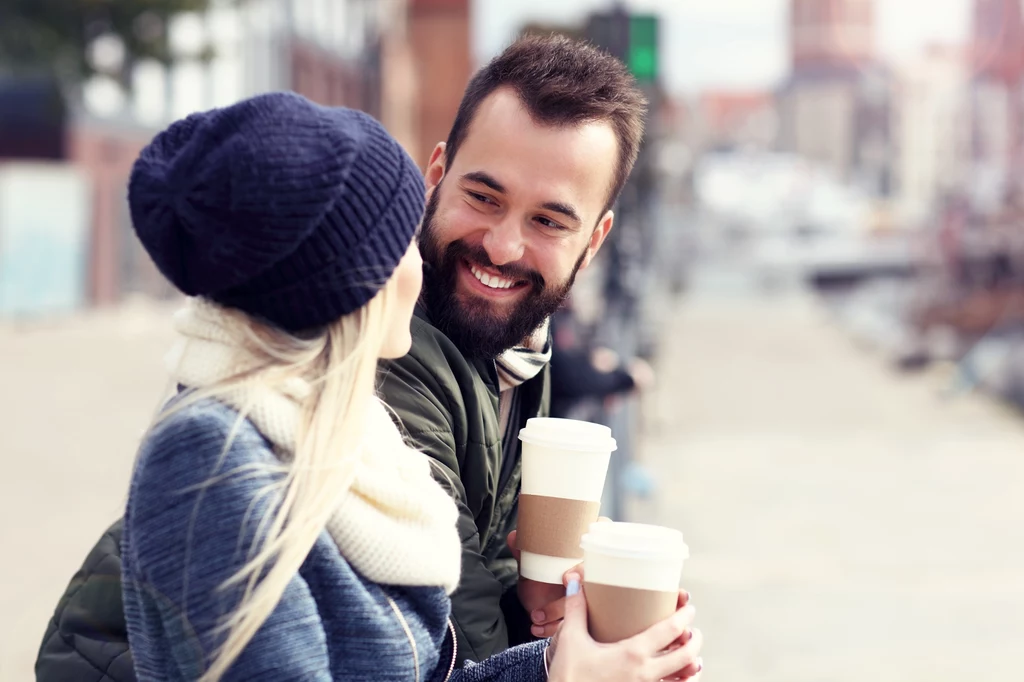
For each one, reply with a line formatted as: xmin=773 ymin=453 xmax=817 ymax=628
xmin=580 ymin=522 xmax=689 ymax=643
xmin=516 ymin=418 xmax=616 ymax=584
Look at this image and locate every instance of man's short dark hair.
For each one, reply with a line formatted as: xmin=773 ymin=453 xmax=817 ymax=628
xmin=444 ymin=33 xmax=648 ymax=216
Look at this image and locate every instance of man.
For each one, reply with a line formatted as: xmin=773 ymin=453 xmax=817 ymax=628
xmin=35 ymin=34 xmax=647 ymax=680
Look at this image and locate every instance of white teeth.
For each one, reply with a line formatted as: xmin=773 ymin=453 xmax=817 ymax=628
xmin=470 ymin=264 xmax=515 ymax=290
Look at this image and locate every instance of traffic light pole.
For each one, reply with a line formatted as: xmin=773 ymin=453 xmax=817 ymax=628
xmin=584 ymin=5 xmax=663 ymax=521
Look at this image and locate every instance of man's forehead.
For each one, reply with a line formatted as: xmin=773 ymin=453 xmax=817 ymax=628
xmin=465 ymin=88 xmax=616 ymax=149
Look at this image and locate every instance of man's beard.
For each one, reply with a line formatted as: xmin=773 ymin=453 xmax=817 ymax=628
xmin=419 ymin=185 xmax=585 ymax=359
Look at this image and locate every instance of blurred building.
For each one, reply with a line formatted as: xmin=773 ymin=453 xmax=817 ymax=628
xmin=791 ymin=0 xmax=874 ymax=71
xmin=894 ymin=45 xmax=971 ymax=226
xmin=407 ymin=0 xmax=473 ymax=169
xmin=0 ymin=77 xmax=67 ymax=160
xmin=0 ymin=0 xmax=472 ymax=317
xmin=777 ymin=0 xmax=894 ymax=198
xmin=70 ymin=113 xmax=166 ymax=305
xmin=903 ymin=1 xmax=1024 ymax=341
xmin=968 ymin=0 xmax=1024 ymax=211
xmin=696 ymin=91 xmax=778 ymax=151
xmin=0 ymin=81 xmax=161 ymax=309
xmin=971 ymin=0 xmax=1024 ymax=83
xmin=180 ymin=0 xmax=471 ymax=168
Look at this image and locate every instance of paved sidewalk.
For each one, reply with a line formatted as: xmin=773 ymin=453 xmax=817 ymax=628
xmin=630 ymin=293 xmax=1024 ymax=682
xmin=1 ymin=302 xmax=179 ymax=680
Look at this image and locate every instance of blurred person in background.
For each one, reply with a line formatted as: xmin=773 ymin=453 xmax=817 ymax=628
xmin=36 ymin=35 xmax=704 ymax=681
xmin=548 ymin=297 xmax=656 ymax=421
xmin=548 ymin=299 xmax=658 ymax=501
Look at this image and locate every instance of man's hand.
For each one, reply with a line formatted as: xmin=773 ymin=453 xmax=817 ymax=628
xmin=508 ymin=517 xmax=612 ymax=638
xmin=590 ymin=347 xmax=620 ymax=373
xmin=507 ymin=529 xmax=575 ymax=637
xmin=627 ymin=357 xmax=655 ymax=392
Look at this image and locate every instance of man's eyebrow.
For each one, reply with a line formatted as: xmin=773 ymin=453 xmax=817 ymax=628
xmin=541 ymin=201 xmax=582 ymax=226
xmin=460 ymin=171 xmax=506 ymax=194
xmin=462 ymin=170 xmax=581 ymax=225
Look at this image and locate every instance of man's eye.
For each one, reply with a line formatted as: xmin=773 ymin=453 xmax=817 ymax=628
xmin=536 ymin=217 xmax=562 ymax=230
xmin=469 ymin=192 xmax=492 ymax=204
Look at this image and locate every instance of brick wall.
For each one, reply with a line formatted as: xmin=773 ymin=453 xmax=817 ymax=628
xmin=408 ymin=0 xmax=472 ymax=169
xmin=290 ymin=38 xmax=367 ymax=110
xmin=65 ymin=118 xmax=169 ymax=306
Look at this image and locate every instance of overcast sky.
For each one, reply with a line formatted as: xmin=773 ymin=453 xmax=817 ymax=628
xmin=472 ymin=0 xmax=972 ymax=94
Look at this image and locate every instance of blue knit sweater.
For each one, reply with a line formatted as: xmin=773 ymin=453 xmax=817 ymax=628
xmin=121 ymin=400 xmax=548 ymax=681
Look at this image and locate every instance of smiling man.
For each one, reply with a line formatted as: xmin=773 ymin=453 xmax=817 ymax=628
xmin=418 ymin=85 xmax=620 ymax=360
xmin=376 ymin=34 xmax=648 ymax=664
xmin=35 ymin=34 xmax=649 ymax=681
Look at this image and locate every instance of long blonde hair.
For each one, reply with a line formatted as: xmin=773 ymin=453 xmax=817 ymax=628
xmin=157 ymin=279 xmax=398 ymax=681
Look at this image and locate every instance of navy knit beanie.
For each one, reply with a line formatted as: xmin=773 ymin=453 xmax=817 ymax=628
xmin=128 ymin=92 xmax=425 ymax=332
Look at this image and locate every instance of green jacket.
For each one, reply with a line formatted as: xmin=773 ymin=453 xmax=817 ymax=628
xmin=379 ymin=308 xmax=550 ymax=662
xmin=34 ymin=308 xmax=549 ymax=681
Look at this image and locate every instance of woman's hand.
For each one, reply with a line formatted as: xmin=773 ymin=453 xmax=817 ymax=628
xmin=545 ymin=575 xmax=702 ymax=682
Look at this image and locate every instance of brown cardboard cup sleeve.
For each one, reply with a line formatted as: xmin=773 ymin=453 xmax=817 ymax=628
xmin=584 ymin=583 xmax=678 ymax=643
xmin=517 ymin=494 xmax=601 ymax=558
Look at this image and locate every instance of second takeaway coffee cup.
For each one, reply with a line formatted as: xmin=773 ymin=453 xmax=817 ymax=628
xmin=516 ymin=418 xmax=616 ymax=584
xmin=581 ymin=522 xmax=689 ymax=643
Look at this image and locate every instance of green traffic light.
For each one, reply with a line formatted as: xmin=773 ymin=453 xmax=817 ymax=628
xmin=628 ymin=45 xmax=656 ymax=81
xmin=628 ymin=14 xmax=658 ymax=82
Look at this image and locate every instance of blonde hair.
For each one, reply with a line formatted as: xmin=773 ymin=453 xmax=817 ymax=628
xmin=157 ymin=279 xmax=398 ymax=681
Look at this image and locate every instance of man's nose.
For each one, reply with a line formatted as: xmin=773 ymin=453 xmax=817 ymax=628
xmin=481 ymin=220 xmax=525 ymax=266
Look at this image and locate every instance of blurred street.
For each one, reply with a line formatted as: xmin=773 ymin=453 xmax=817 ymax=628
xmin=0 ymin=302 xmax=178 ymax=681
xmin=4 ymin=284 xmax=1024 ymax=680
xmin=630 ymin=276 xmax=1024 ymax=682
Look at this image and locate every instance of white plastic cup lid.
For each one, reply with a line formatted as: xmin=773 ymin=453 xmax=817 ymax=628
xmin=518 ymin=417 xmax=617 ymax=453
xmin=581 ymin=522 xmax=688 ymax=561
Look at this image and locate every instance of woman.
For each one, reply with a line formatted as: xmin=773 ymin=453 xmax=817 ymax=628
xmin=120 ymin=92 xmax=702 ymax=681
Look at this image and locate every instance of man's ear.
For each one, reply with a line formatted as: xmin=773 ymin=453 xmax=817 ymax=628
xmin=580 ymin=210 xmax=615 ymax=270
xmin=425 ymin=142 xmax=447 ymax=193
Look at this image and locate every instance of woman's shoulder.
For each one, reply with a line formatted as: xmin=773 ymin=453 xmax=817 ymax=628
xmin=147 ymin=395 xmax=262 ymax=445
xmin=126 ymin=398 xmax=278 ymax=536
xmin=137 ymin=397 xmax=271 ymax=475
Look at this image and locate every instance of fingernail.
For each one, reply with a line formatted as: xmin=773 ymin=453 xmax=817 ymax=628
xmin=683 ymin=590 xmax=691 ymax=603
xmin=531 ymin=610 xmax=545 ymax=623
xmin=696 ymin=657 xmax=704 ymax=672
xmin=531 ymin=625 xmax=544 ymax=637
xmin=566 ymin=579 xmax=580 ymax=596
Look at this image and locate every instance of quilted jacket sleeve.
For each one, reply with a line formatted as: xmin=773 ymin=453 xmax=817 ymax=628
xmin=34 ymin=520 xmax=137 ymax=682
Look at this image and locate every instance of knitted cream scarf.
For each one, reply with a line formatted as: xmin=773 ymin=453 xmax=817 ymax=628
xmin=165 ymin=299 xmax=462 ymax=594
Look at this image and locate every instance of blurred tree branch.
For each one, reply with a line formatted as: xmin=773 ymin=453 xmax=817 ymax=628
xmin=0 ymin=0 xmax=228 ymax=92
